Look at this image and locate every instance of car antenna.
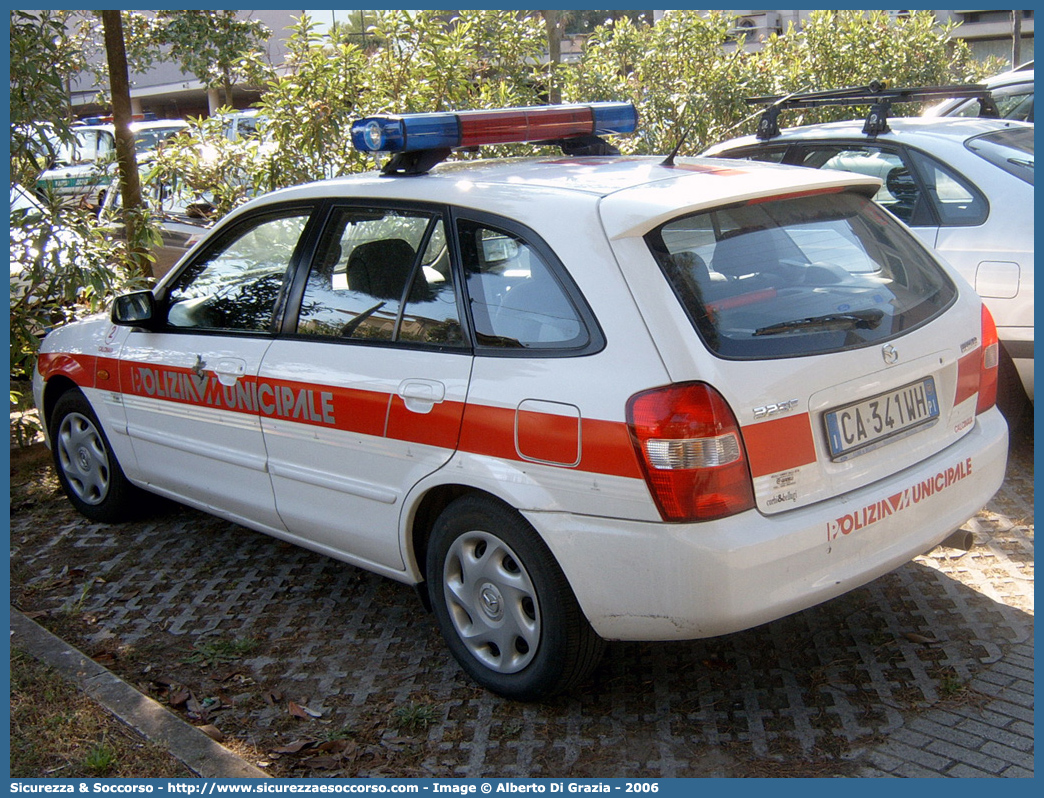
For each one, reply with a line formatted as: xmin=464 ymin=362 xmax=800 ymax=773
xmin=661 ymin=127 xmax=691 ymax=168
xmin=661 ymin=103 xmax=702 ymax=167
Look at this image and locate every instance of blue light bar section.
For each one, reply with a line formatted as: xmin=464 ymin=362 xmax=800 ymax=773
xmin=351 ymin=112 xmax=461 ymax=153
xmin=591 ymin=102 xmax=639 ymax=135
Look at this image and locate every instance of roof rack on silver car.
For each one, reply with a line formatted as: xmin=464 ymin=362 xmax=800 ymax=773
xmin=747 ymin=82 xmax=996 ymax=139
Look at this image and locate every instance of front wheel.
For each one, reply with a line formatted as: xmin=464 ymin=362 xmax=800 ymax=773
xmin=50 ymin=388 xmax=145 ymax=523
xmin=426 ymin=494 xmax=604 ymax=700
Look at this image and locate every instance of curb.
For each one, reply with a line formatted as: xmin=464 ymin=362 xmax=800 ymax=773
xmin=10 ymin=607 xmax=270 ymax=780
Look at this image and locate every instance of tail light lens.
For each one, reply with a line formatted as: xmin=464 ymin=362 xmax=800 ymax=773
xmin=976 ymin=303 xmax=1000 ymax=415
xmin=627 ymin=382 xmax=756 ymax=522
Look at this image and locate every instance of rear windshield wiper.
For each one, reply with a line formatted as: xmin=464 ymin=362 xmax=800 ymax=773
xmin=754 ymin=309 xmax=884 ymax=336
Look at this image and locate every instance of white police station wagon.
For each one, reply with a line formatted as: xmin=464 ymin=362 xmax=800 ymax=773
xmin=34 ymin=103 xmax=1009 ymax=700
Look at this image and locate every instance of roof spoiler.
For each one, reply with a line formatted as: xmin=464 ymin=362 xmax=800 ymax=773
xmin=747 ymin=82 xmax=997 ymax=140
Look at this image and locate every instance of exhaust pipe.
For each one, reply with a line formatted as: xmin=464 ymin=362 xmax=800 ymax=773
xmin=940 ymin=529 xmax=975 ymax=551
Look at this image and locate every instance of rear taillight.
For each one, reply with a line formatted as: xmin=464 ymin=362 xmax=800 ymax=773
xmin=976 ymin=303 xmax=1000 ymax=415
xmin=627 ymin=382 xmax=756 ymax=522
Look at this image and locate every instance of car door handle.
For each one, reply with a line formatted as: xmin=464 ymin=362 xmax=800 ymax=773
xmin=398 ymin=379 xmax=445 ymax=414
xmin=211 ymin=357 xmax=247 ymax=387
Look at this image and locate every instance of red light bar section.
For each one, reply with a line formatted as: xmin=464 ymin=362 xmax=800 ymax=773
xmin=458 ymin=106 xmax=597 ymax=147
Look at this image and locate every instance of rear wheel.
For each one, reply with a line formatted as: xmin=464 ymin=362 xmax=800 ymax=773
xmin=50 ymin=389 xmax=144 ymax=523
xmin=996 ymin=347 xmax=1029 ymax=438
xmin=426 ymin=494 xmax=604 ymax=700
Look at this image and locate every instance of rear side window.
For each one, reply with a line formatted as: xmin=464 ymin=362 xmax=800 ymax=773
xmin=457 ymin=219 xmax=591 ymax=352
xmin=966 ymin=127 xmax=1035 ymax=185
xmin=905 ymin=150 xmax=987 ymax=226
xmin=646 ymin=191 xmax=957 ymax=359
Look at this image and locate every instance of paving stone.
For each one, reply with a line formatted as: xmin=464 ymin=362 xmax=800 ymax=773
xmin=893 ymin=762 xmax=947 ymax=778
xmin=1008 ymin=720 xmax=1034 ymax=738
xmin=925 ymin=741 xmax=1006 ymax=773
xmin=990 ymin=660 xmax=1035 ymax=681
xmin=874 ymin=740 xmax=952 ymax=772
xmin=981 ymin=698 xmax=1034 ymax=722
xmin=999 ymin=765 xmax=1034 ymax=778
xmin=947 ymin=763 xmax=996 ymax=778
xmin=1003 ymin=652 xmax=1034 ymax=671
xmin=906 ymin=717 xmax=986 ymax=751
xmin=979 ymin=741 xmax=1036 ymax=772
xmin=864 ymin=750 xmax=903 ymax=773
xmin=954 ymin=717 xmax=1035 ymax=751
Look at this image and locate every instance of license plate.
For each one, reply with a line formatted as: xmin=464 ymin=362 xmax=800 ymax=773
xmin=825 ymin=377 xmax=939 ymax=460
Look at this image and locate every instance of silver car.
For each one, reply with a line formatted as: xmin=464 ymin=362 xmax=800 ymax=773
xmin=924 ymin=64 xmax=1033 ymax=123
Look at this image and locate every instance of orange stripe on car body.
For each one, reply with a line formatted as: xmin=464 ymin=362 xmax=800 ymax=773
xmin=38 ymin=352 xmax=108 ymax=388
xmin=52 ymin=353 xmax=643 ymax=480
xmin=459 ymin=404 xmax=642 ymax=479
xmin=954 ymin=348 xmax=980 ymax=407
xmin=742 ymin=413 xmax=818 ymax=478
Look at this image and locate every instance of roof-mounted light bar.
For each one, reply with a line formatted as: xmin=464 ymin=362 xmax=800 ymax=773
xmin=352 ymin=102 xmax=637 ymax=154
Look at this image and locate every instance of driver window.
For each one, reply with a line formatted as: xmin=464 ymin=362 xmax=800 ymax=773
xmin=165 ymin=210 xmax=309 ymax=331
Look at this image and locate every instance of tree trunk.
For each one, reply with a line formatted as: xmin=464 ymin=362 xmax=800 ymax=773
xmin=100 ymin=10 xmax=150 ymax=280
xmin=1012 ymin=11 xmax=1022 ymax=67
xmin=543 ymin=10 xmax=563 ymax=104
xmin=223 ymin=68 xmax=234 ymax=108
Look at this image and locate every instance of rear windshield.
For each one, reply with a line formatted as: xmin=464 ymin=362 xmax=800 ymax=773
xmin=646 ymin=191 xmax=957 ymax=359
xmin=965 ymin=127 xmax=1034 ymax=185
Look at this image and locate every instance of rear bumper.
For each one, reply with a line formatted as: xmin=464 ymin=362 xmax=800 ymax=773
xmin=531 ymin=407 xmax=1009 ymax=641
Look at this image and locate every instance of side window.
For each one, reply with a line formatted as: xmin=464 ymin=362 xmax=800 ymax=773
xmin=296 ymin=207 xmax=463 ymax=346
xmin=97 ymin=131 xmax=115 ymax=159
xmin=953 ymin=84 xmax=1034 ymax=122
xmin=745 ymin=148 xmax=787 ymax=164
xmin=711 ymin=147 xmax=786 ymax=163
xmin=458 ymin=219 xmax=588 ymax=350
xmin=906 ymin=150 xmax=988 ymax=226
xmin=797 ymin=145 xmax=930 ymax=226
xmin=164 ymin=209 xmax=309 ymax=332
xmin=74 ymin=130 xmax=103 ymax=163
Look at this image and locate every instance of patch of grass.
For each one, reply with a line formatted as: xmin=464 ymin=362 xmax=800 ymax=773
xmin=183 ymin=637 xmax=259 ymax=668
xmin=321 ymin=727 xmax=356 ymax=742
xmin=10 ymin=648 xmax=192 ymax=778
xmin=81 ymin=741 xmax=118 ymax=777
xmin=935 ymin=667 xmax=968 ymax=699
xmin=392 ymin=702 xmax=438 ymax=733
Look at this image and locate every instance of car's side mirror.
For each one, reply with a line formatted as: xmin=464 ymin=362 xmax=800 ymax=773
xmin=111 ymin=291 xmax=159 ymax=329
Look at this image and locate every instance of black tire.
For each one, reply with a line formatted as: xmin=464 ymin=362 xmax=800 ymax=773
xmin=49 ymin=388 xmax=145 ymax=523
xmin=996 ymin=347 xmax=1029 ymax=439
xmin=426 ymin=494 xmax=605 ymax=700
